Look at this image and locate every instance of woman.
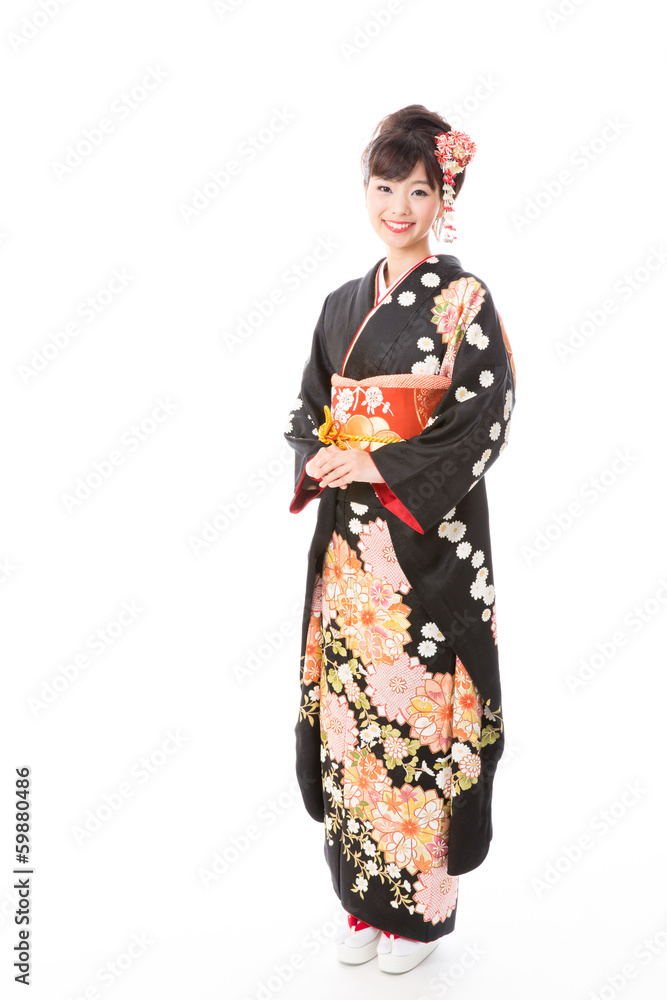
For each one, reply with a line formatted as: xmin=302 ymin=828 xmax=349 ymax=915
xmin=284 ymin=104 xmax=516 ymax=974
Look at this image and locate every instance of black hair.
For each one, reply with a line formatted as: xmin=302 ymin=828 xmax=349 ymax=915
xmin=361 ymin=104 xmax=467 ymax=202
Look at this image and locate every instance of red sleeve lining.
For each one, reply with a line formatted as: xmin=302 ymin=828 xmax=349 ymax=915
xmin=289 ymin=464 xmax=325 ymax=513
xmin=372 ymin=482 xmax=424 ymax=534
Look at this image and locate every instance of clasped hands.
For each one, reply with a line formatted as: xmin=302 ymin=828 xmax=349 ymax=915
xmin=305 ymin=444 xmax=384 ymax=490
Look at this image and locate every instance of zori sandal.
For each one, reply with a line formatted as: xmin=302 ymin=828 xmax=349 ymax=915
xmin=336 ymin=915 xmax=382 ymax=965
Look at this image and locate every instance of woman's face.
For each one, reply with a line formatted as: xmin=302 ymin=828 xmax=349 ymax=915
xmin=365 ymin=159 xmax=444 ymax=250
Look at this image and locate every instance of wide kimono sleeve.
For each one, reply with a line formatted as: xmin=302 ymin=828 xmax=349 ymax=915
xmin=369 ymin=276 xmax=515 ymax=535
xmin=283 ymin=292 xmax=334 ymax=513
xmin=284 ymin=295 xmax=337 ymax=825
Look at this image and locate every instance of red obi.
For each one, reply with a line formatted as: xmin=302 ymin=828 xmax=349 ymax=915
xmin=324 ymin=372 xmax=452 ymax=450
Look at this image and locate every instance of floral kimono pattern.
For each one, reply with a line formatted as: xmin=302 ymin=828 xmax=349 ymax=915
xmin=285 ymin=253 xmax=516 ymax=942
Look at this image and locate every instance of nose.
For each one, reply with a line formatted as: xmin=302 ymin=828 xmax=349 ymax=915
xmin=392 ymin=189 xmax=411 ymax=214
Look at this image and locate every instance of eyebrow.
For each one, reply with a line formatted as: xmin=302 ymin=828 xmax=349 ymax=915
xmin=375 ymin=177 xmax=433 ymax=187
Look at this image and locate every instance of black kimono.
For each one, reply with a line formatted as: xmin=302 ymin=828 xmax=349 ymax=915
xmin=284 ymin=252 xmax=516 ymax=942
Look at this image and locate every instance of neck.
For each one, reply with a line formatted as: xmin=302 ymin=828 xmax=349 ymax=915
xmin=383 ymin=238 xmax=434 ymax=285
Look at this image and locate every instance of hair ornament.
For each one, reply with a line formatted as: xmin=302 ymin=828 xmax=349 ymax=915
xmin=434 ymin=130 xmax=477 ymax=242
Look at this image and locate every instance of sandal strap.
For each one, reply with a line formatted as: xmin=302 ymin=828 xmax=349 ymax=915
xmin=347 ymin=914 xmax=377 ymax=933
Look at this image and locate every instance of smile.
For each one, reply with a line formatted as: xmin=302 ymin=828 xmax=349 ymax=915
xmin=382 ymin=220 xmax=415 ymax=232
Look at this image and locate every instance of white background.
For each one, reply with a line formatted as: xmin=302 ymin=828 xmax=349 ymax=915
xmin=2 ymin=1 xmax=666 ymax=998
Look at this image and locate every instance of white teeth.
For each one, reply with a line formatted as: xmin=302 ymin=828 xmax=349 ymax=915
xmin=385 ymin=221 xmax=412 ymax=230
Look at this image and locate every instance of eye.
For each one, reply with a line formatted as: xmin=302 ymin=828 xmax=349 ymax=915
xmin=412 ymin=189 xmax=429 ymax=196
xmin=377 ymin=184 xmax=391 ymax=193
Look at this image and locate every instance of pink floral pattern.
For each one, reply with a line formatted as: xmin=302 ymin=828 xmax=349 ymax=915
xmin=343 ymin=751 xmax=392 ymax=810
xmin=322 ymin=530 xmax=411 ymax=668
xmin=302 ymin=613 xmax=323 ymax=686
xmin=297 ymin=517 xmax=503 ymax=931
xmin=452 ymin=657 xmax=484 ymax=744
xmin=320 ymin=689 xmax=358 ymax=763
xmin=406 ymin=672 xmax=455 ymax=753
xmin=413 ymin=861 xmax=459 ymax=924
xmin=365 ymin=653 xmax=428 ymax=725
xmin=430 ymin=276 xmax=486 ymax=345
xmin=357 ymin=518 xmax=411 ymax=594
xmin=343 ymin=574 xmax=411 ymax=669
xmin=367 ymin=783 xmax=446 ymax=875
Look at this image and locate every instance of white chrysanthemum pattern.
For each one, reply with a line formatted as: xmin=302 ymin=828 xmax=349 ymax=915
xmin=455 ymin=386 xmax=477 ymax=402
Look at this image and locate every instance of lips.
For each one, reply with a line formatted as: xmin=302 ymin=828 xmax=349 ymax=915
xmin=382 ymin=219 xmax=415 ymax=232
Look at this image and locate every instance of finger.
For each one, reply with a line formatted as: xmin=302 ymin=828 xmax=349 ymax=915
xmin=325 ymin=472 xmax=351 ymax=489
xmin=320 ymin=461 xmax=351 ymax=483
xmin=319 ymin=458 xmax=345 ymax=476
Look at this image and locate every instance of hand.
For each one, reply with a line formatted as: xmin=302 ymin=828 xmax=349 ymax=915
xmin=306 ymin=445 xmax=384 ymax=489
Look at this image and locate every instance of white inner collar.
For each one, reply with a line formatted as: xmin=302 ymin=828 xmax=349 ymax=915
xmin=378 ymin=258 xmax=413 ymax=297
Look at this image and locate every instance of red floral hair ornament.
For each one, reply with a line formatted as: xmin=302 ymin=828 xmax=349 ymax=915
xmin=434 ymin=130 xmax=477 ymax=243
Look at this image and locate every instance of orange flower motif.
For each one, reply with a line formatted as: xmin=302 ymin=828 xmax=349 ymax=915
xmin=368 ymin=783 xmax=447 ymax=875
xmin=342 ymin=573 xmax=411 ymax=669
xmin=431 ymin=276 xmax=486 ymax=345
xmin=322 ymin=531 xmax=362 ymax=609
xmin=303 ymin=613 xmax=323 ymax=686
xmin=407 ymin=672 xmax=455 ymax=754
xmin=452 ymin=657 xmax=484 ymax=744
xmin=336 ymin=592 xmax=361 ymax=634
xmin=343 ymin=751 xmax=392 ymax=811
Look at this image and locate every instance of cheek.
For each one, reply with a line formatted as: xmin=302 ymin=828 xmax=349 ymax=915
xmin=367 ymin=194 xmax=381 ymax=216
xmin=416 ymin=198 xmax=438 ymax=221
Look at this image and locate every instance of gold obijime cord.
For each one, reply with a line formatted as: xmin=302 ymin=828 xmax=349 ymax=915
xmin=317 ymin=404 xmax=389 ymax=448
